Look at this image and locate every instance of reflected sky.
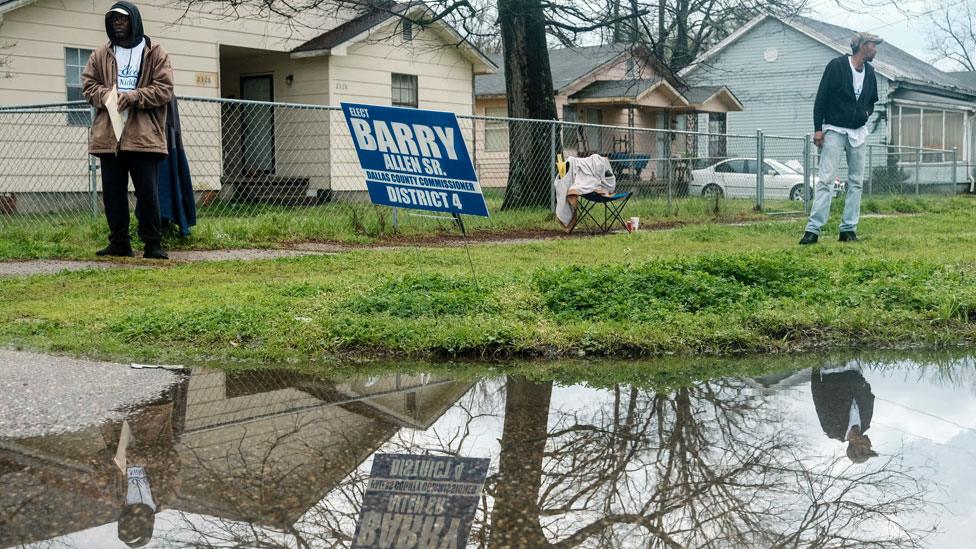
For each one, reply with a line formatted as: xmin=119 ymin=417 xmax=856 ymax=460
xmin=2 ymin=354 xmax=976 ymax=547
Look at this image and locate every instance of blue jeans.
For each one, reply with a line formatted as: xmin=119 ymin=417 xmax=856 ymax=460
xmin=805 ymin=130 xmax=865 ymax=235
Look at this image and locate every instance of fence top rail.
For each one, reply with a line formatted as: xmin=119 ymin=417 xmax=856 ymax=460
xmin=459 ymin=113 xmax=757 ymax=140
xmin=762 ymin=134 xmax=810 ymax=141
xmin=867 ymin=143 xmax=955 ymax=153
xmin=178 ymin=95 xmax=339 ymax=111
xmin=0 ymin=108 xmax=91 ymax=114
xmin=0 ymin=101 xmax=89 ymax=111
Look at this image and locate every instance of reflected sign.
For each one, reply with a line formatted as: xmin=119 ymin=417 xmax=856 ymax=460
xmin=352 ymin=454 xmax=490 ymax=548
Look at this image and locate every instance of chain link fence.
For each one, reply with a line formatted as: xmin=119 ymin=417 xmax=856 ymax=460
xmin=1 ymin=97 xmax=970 ymax=240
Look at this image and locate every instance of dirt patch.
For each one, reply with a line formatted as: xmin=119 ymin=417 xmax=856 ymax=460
xmin=168 ymin=248 xmax=334 ymax=262
xmin=0 ymin=260 xmax=117 ymax=277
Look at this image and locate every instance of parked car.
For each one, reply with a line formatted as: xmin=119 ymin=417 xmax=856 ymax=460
xmin=784 ymin=160 xmax=846 ymax=198
xmin=690 ymin=158 xmax=839 ymax=200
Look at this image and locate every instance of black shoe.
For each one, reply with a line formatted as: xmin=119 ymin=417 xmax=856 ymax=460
xmin=799 ymin=231 xmax=819 ymax=245
xmin=839 ymin=231 xmax=858 ymax=242
xmin=95 ymin=243 xmax=134 ymax=257
xmin=143 ymin=243 xmax=169 ymax=260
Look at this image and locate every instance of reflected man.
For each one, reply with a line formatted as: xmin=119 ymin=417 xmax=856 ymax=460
xmin=811 ymin=364 xmax=879 ymax=463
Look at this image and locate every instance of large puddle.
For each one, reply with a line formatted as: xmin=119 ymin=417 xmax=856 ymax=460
xmin=2 ymin=353 xmax=976 ymax=547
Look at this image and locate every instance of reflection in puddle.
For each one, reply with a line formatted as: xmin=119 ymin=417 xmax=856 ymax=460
xmin=2 ymin=356 xmax=976 ymax=547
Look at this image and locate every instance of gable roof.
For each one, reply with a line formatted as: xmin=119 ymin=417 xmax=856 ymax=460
xmin=292 ymin=4 xmax=410 ymax=54
xmin=681 ymin=13 xmax=976 ymax=96
xmin=569 ymin=78 xmax=662 ymax=100
xmin=476 ymin=43 xmax=633 ymax=97
xmin=682 ymin=85 xmax=744 ymax=109
xmin=291 ymin=3 xmax=496 ymax=74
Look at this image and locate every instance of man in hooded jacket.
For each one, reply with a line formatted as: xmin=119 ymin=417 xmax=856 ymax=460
xmin=82 ymin=1 xmax=174 ymax=259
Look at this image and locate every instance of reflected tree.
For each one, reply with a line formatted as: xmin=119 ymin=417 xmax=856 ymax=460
xmin=484 ymin=377 xmax=932 ymax=548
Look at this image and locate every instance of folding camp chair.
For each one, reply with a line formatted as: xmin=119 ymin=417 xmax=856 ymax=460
xmin=567 ymin=191 xmax=633 ymax=234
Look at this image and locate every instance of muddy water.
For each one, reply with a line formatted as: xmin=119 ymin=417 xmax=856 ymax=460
xmin=2 ymin=354 xmax=975 ymax=547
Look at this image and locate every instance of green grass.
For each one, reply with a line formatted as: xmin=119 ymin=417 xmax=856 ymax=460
xmin=0 ymin=195 xmax=974 ymax=364
xmin=0 ymin=188 xmax=840 ymax=260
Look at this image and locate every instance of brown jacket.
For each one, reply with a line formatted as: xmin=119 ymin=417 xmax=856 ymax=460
xmin=82 ymin=38 xmax=174 ymax=156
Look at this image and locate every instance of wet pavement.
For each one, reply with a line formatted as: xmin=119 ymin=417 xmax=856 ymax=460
xmin=2 ymin=353 xmax=976 ymax=547
xmin=0 ymin=350 xmax=179 ymax=438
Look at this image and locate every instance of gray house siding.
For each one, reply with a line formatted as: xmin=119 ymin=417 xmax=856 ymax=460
xmin=688 ymin=18 xmax=890 ymax=164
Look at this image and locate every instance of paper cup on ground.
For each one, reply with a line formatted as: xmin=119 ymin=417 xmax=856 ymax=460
xmin=629 ymin=217 xmax=640 ymax=231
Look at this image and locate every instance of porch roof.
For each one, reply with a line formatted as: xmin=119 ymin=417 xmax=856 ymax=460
xmin=567 ymin=79 xmax=743 ymax=112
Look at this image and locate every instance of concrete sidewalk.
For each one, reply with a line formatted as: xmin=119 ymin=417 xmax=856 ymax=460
xmin=0 ymin=349 xmax=180 ymax=438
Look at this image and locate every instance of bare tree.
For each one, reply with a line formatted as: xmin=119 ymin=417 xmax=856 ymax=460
xmin=484 ymin=377 xmax=934 ymax=547
xmin=926 ymin=0 xmax=976 ymax=71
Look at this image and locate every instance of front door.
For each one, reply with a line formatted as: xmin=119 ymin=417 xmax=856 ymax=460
xmin=583 ymin=108 xmax=603 ymax=154
xmin=241 ymin=75 xmax=275 ymax=174
xmin=656 ymin=111 xmax=670 ymax=179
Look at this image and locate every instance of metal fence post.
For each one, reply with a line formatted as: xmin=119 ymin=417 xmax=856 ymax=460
xmin=88 ymin=156 xmax=99 ymax=218
xmin=914 ymin=147 xmax=921 ymax=195
xmin=88 ymin=106 xmax=98 ymax=218
xmin=755 ymin=129 xmax=764 ymax=211
xmin=802 ymin=133 xmax=811 ymax=214
xmin=866 ymin=144 xmax=873 ymax=197
xmin=666 ymin=131 xmax=673 ymax=216
xmin=951 ymin=147 xmax=958 ymax=188
xmin=550 ymin=121 xmax=557 ymax=213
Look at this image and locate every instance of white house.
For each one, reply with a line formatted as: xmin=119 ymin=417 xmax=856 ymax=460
xmin=0 ymin=0 xmax=496 ymax=207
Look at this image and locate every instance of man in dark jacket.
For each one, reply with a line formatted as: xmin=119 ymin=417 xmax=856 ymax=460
xmin=82 ymin=1 xmax=174 ymax=259
xmin=800 ymin=32 xmax=882 ymax=245
xmin=810 ymin=366 xmax=879 ymax=463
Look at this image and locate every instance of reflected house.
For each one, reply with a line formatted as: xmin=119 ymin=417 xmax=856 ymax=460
xmin=176 ymin=370 xmax=473 ymax=530
xmin=0 ymin=369 xmax=473 ymax=544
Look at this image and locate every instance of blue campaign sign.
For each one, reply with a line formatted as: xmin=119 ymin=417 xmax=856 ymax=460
xmin=352 ymin=454 xmax=490 ymax=549
xmin=341 ymin=103 xmax=489 ymax=217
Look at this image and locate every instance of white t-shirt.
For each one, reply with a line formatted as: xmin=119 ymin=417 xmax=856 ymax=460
xmin=115 ymin=38 xmax=146 ymax=93
xmin=847 ymin=399 xmax=861 ymax=436
xmin=126 ymin=466 xmax=157 ymax=511
xmin=849 ymin=57 xmax=866 ymax=100
xmin=114 ymin=38 xmax=146 ymax=127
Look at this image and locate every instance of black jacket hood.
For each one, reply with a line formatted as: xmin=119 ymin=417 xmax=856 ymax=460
xmin=105 ymin=1 xmax=146 ymax=48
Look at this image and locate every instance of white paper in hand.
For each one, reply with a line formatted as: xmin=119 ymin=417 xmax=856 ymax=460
xmin=113 ymin=419 xmax=132 ymax=474
xmin=105 ymin=85 xmax=124 ymax=142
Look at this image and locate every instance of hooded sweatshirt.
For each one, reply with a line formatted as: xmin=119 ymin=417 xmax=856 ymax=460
xmin=81 ymin=1 xmax=174 ymax=155
xmin=106 ymin=2 xmax=146 ymax=126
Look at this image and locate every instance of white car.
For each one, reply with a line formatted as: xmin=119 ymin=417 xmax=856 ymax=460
xmin=690 ymin=158 xmax=833 ymax=201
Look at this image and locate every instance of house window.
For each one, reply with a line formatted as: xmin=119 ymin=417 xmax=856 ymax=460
xmin=402 ymin=21 xmax=413 ymax=41
xmin=65 ymin=47 xmax=94 ymax=126
xmin=708 ymin=112 xmax=727 ymax=160
xmin=391 ymin=73 xmax=418 ymax=108
xmin=484 ymin=106 xmax=508 ymax=152
xmin=891 ymin=104 xmax=966 ymax=163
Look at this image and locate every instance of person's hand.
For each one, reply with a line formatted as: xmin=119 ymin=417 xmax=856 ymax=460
xmin=813 ymin=131 xmax=824 ymax=149
xmin=117 ymin=92 xmax=134 ymax=111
